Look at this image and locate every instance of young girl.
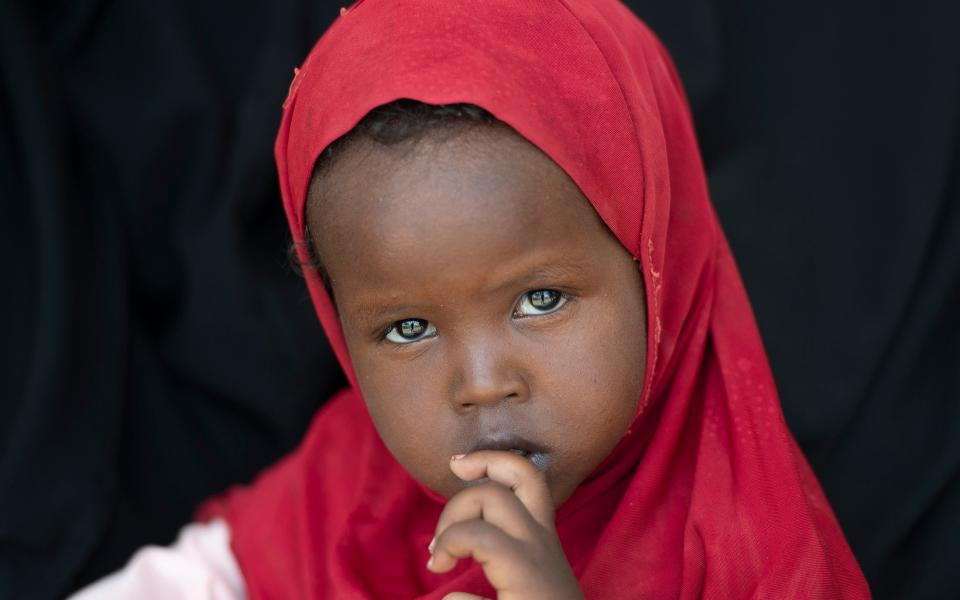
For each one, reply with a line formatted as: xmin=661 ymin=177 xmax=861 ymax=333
xmin=73 ymin=0 xmax=870 ymax=598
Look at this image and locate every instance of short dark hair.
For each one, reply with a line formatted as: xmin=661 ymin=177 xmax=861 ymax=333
xmin=289 ymin=99 xmax=497 ymax=296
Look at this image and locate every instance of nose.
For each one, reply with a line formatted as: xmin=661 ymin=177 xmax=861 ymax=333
xmin=450 ymin=337 xmax=529 ymax=413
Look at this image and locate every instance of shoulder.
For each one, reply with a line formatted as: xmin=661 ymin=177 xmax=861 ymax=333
xmin=69 ymin=519 xmax=244 ymax=600
xmin=200 ymin=386 xmax=379 ymax=521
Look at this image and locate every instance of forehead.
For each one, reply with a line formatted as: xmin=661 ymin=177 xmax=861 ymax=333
xmin=307 ymin=126 xmax=609 ymax=296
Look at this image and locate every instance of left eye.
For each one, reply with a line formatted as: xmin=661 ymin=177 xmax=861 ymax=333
xmin=513 ymin=289 xmax=567 ymax=317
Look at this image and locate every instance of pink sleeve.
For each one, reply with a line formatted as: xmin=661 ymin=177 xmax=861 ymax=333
xmin=68 ymin=519 xmax=246 ymax=600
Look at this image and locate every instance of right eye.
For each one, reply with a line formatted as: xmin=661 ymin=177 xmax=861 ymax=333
xmin=384 ymin=319 xmax=437 ymax=344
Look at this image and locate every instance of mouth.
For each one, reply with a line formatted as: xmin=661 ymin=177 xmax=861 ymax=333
xmin=467 ymin=433 xmax=551 ymax=471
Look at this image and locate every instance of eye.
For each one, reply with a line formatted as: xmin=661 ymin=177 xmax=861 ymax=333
xmin=513 ymin=289 xmax=567 ymax=317
xmin=384 ymin=318 xmax=437 ymax=344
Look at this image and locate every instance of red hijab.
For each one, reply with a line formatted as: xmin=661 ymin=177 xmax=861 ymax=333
xmin=201 ymin=0 xmax=870 ymax=597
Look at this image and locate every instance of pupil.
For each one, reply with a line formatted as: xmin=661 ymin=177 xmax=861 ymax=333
xmin=399 ymin=319 xmax=425 ymax=338
xmin=530 ymin=289 xmax=558 ymax=308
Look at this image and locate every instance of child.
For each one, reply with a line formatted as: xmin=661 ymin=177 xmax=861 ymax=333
xmin=73 ymin=0 xmax=870 ymax=598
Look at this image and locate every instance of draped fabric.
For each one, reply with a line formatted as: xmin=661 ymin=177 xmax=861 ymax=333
xmin=632 ymin=3 xmax=960 ymax=597
xmin=202 ymin=1 xmax=870 ymax=597
xmin=0 ymin=2 xmax=344 ymax=597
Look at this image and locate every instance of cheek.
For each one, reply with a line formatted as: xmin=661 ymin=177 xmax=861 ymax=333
xmin=350 ymin=350 xmax=456 ymax=485
xmin=540 ymin=295 xmax=646 ymax=443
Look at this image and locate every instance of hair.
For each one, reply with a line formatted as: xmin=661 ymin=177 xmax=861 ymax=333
xmin=288 ymin=99 xmax=498 ymax=296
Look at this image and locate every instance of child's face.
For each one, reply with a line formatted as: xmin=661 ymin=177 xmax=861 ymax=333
xmin=308 ymin=126 xmax=646 ymax=505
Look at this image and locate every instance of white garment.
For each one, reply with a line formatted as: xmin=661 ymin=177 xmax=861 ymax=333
xmin=69 ymin=519 xmax=246 ymax=600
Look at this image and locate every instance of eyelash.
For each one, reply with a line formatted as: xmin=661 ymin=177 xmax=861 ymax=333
xmin=379 ymin=289 xmax=570 ymax=345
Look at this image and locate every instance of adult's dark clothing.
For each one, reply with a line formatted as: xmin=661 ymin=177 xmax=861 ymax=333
xmin=627 ymin=1 xmax=960 ymax=598
xmin=0 ymin=2 xmax=344 ymax=598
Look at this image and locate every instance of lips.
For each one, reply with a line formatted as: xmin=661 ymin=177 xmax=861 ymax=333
xmin=467 ymin=433 xmax=551 ymax=471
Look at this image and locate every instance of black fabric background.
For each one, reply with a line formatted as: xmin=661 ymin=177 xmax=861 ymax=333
xmin=0 ymin=1 xmax=956 ymax=598
xmin=0 ymin=2 xmax=346 ymax=598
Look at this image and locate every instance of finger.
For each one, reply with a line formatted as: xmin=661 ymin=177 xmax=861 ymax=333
xmin=428 ymin=518 xmax=523 ymax=578
xmin=442 ymin=594 xmax=490 ymax=600
xmin=450 ymin=451 xmax=554 ymax=528
xmin=433 ymin=480 xmax=539 ymax=546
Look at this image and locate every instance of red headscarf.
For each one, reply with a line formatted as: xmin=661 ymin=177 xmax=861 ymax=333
xmin=201 ymin=0 xmax=870 ymax=597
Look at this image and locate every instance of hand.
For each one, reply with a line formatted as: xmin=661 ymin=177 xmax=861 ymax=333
xmin=426 ymin=451 xmax=584 ymax=600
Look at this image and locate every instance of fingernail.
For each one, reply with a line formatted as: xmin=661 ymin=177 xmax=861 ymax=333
xmin=428 ymin=536 xmax=436 ymax=554
xmin=426 ymin=555 xmax=435 ymax=570
xmin=451 ymin=454 xmax=466 ymax=461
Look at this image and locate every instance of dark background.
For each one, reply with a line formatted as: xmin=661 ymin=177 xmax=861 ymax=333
xmin=1 ymin=1 xmax=957 ymax=598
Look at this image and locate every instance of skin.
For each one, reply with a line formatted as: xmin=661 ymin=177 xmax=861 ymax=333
xmin=307 ymin=124 xmax=647 ymax=599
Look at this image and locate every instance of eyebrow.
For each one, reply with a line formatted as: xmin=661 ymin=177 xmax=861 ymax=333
xmin=487 ymin=261 xmax=589 ymax=295
xmin=347 ymin=260 xmax=591 ymax=325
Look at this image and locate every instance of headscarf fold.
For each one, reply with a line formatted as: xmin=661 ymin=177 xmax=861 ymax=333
xmin=201 ymin=1 xmax=870 ymax=597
